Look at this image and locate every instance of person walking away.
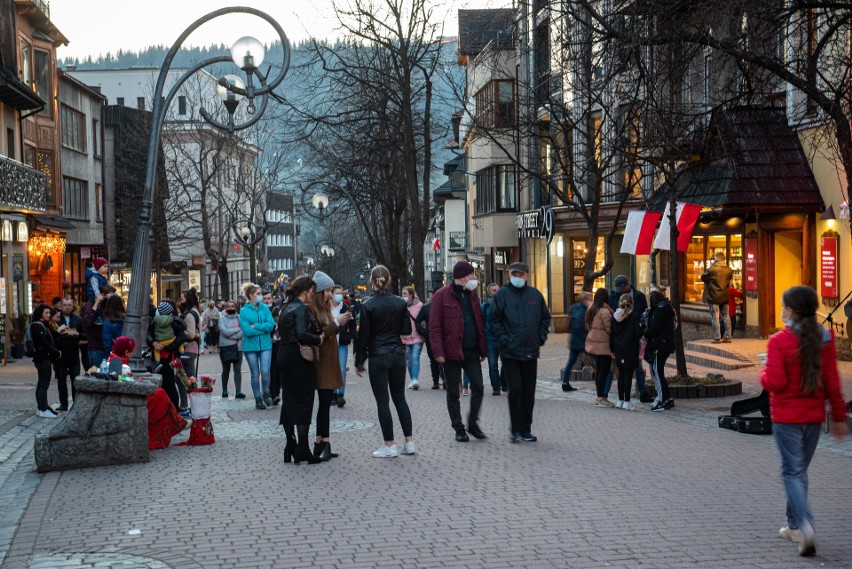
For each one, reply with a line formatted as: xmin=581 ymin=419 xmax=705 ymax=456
xmin=611 ymin=293 xmax=645 ymax=410
xmin=101 ymin=294 xmax=126 ymax=355
xmin=563 ymin=291 xmax=591 ymax=392
xmin=701 ymin=251 xmax=734 ymax=343
xmin=263 ymin=290 xmax=282 ymax=406
xmin=482 ymin=283 xmax=505 ymax=396
xmin=726 ymin=285 xmax=744 ymax=339
xmin=429 ymin=261 xmax=488 ymax=442
xmin=586 ymin=288 xmax=615 ymax=408
xmin=644 ymin=290 xmax=676 ymax=411
xmin=277 ymin=276 xmax=324 ymax=465
xmin=354 ymin=265 xmax=416 ymax=457
xmin=218 ymin=301 xmax=244 ymax=399
xmin=309 ymin=272 xmax=351 ymax=460
xmin=400 ymin=286 xmax=425 ymax=390
xmin=55 ymin=298 xmax=84 ymax=411
xmin=760 ymin=285 xmax=847 ymax=556
xmin=31 ymin=304 xmax=61 ymax=418
xmin=82 ymin=284 xmax=114 ymax=368
xmin=240 ymin=283 xmax=276 ymax=409
xmin=415 ymin=287 xmax=444 ymax=390
xmin=607 ymin=275 xmax=651 ymax=402
xmin=489 ymin=263 xmax=551 ymax=442
xmin=331 ymin=286 xmax=356 ymax=407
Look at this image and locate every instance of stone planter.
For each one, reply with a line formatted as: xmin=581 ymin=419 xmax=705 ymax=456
xmin=645 ymin=379 xmax=742 ymax=399
xmin=35 ymin=375 xmax=160 ymax=472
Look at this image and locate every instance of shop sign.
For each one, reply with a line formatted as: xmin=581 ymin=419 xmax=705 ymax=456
xmin=820 ymin=236 xmax=838 ymax=299
xmin=516 ymin=206 xmax=555 ymax=244
xmin=448 ymin=232 xmax=467 ymax=252
xmin=187 ymin=269 xmax=202 ymax=292
xmin=494 ymin=251 xmax=506 ymax=266
xmin=573 ymin=257 xmax=586 ymax=276
xmin=0 ymin=277 xmax=6 ymax=314
xmin=744 ymin=237 xmax=758 ymax=293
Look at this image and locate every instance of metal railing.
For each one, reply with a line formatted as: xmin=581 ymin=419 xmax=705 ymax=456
xmin=0 ymin=154 xmax=47 ymax=211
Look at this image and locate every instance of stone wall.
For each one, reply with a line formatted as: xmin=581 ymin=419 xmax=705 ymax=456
xmin=35 ymin=376 xmax=159 ymax=472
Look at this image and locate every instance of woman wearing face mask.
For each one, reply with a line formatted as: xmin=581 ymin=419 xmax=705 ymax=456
xmin=760 ymin=286 xmax=847 ymax=556
xmin=610 ymin=293 xmax=645 ymax=410
xmin=218 ymin=300 xmax=245 ymax=399
xmin=331 ymin=285 xmax=356 ymax=407
xmin=239 ymin=283 xmax=276 ymax=409
xmin=278 ymin=275 xmax=324 ymax=464
xmin=400 ymin=286 xmax=425 ymax=390
xmin=307 ymin=272 xmax=352 ymax=460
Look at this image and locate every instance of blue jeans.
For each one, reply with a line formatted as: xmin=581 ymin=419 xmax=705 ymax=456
xmin=405 ymin=342 xmax=423 ymax=382
xmin=337 ymin=344 xmax=349 ymax=396
xmin=709 ymin=302 xmax=730 ymax=340
xmin=88 ymin=349 xmax=107 ymax=369
xmin=199 ymin=330 xmax=206 ymax=352
xmin=773 ymin=422 xmax=821 ymax=531
xmin=244 ymin=349 xmax=272 ymax=399
xmin=486 ymin=339 xmax=502 ymax=390
xmin=563 ymin=349 xmax=583 ymax=384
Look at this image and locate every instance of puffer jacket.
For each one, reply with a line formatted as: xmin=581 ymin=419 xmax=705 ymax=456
xmin=644 ymin=300 xmax=675 ymax=355
xmin=760 ymin=326 xmax=847 ymax=424
xmin=585 ymin=305 xmax=613 ymax=356
xmin=489 ymin=282 xmax=551 ymax=361
xmin=401 ymin=300 xmax=425 ymax=345
xmin=610 ymin=310 xmax=644 ymax=369
xmin=702 ymin=261 xmax=733 ymax=304
xmin=218 ymin=312 xmax=243 ymax=350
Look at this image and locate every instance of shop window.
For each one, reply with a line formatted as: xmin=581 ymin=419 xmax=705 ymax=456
xmin=571 ymin=237 xmax=605 ymax=295
xmin=549 ymin=236 xmax=566 ymax=315
xmin=34 ymin=50 xmax=51 ymax=117
xmin=684 ymin=234 xmax=743 ymax=302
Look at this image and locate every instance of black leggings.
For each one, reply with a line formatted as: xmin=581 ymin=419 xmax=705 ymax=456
xmin=316 ymin=389 xmax=333 ymax=438
xmin=594 ymin=355 xmax=612 ymax=398
xmin=368 ymin=352 xmax=412 ymax=441
xmin=220 ymin=358 xmax=242 ymax=393
xmin=34 ymin=359 xmax=53 ymax=411
xmin=617 ymin=364 xmax=633 ymax=402
xmin=159 ymin=361 xmax=180 ymax=409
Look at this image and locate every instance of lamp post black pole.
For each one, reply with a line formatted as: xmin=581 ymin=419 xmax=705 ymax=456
xmin=123 ymin=6 xmax=290 ymax=370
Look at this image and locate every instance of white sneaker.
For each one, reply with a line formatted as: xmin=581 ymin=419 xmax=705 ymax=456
xmin=402 ymin=441 xmax=416 ymax=455
xmin=36 ymin=409 xmax=56 ymax=419
xmin=779 ymin=525 xmax=803 ymax=543
xmin=622 ymin=401 xmax=632 ymax=411
xmin=615 ymin=400 xmax=624 ymax=409
xmin=408 ymin=380 xmax=419 ymax=390
xmin=372 ymin=444 xmax=399 ymax=458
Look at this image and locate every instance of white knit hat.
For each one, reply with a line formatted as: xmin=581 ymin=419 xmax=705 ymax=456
xmin=312 ymin=271 xmax=335 ymax=293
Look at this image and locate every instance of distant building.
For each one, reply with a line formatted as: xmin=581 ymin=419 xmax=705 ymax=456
xmin=264 ymin=190 xmax=296 ymax=283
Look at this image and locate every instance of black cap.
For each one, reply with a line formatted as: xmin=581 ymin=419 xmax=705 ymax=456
xmin=508 ymin=261 xmax=530 ymax=274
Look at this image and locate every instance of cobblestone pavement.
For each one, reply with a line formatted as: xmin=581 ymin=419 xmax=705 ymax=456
xmin=0 ymin=344 xmax=849 ymax=569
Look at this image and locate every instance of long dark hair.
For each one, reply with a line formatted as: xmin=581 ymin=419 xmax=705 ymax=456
xmin=649 ymin=290 xmax=665 ymax=307
xmin=285 ymin=275 xmax=315 ymax=300
xmin=103 ymin=295 xmax=126 ymax=320
xmin=782 ymin=285 xmax=822 ymax=395
xmin=182 ymin=288 xmax=200 ymax=311
xmin=585 ymin=288 xmax=610 ymax=330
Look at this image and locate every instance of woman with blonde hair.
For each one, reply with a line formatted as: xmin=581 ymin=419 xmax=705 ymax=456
xmin=308 ymin=271 xmax=353 ymax=460
xmin=239 ymin=282 xmax=276 ymax=409
xmin=610 ymin=293 xmax=644 ymax=410
xmin=354 ymin=265 xmax=415 ymax=457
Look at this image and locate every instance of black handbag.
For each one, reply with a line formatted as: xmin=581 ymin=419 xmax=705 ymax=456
xmin=298 ymin=305 xmax=320 ymax=362
xmin=219 ymin=343 xmax=240 ymax=363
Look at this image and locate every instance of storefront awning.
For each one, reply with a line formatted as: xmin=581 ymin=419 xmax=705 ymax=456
xmin=651 ymin=107 xmax=824 ymax=215
xmin=28 ymin=213 xmax=75 ymax=232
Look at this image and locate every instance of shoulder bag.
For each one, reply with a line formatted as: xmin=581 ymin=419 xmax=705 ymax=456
xmin=298 ymin=305 xmax=320 ymax=362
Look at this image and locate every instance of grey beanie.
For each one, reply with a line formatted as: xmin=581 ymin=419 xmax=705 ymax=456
xmin=312 ymin=271 xmax=335 ymax=293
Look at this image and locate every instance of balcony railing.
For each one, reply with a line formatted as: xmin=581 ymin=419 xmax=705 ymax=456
xmin=0 ymin=154 xmax=47 ymax=211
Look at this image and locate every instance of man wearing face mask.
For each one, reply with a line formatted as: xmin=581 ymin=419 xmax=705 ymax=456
xmin=490 ymin=262 xmax=551 ymax=442
xmin=429 ymin=261 xmax=488 ymax=442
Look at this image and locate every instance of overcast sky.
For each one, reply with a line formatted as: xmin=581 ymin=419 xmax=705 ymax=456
xmin=51 ymin=0 xmax=507 ymax=60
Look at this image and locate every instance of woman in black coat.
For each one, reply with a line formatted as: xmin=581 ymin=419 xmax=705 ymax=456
xmin=31 ymin=304 xmax=61 ymax=418
xmin=610 ymin=293 xmax=644 ymax=411
xmin=277 ymin=275 xmax=324 ymax=465
xmin=644 ymin=289 xmax=676 ymax=411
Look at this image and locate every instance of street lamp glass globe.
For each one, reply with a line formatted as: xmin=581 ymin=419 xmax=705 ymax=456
xmin=231 ymin=36 xmax=265 ymax=71
xmin=311 ymin=192 xmax=329 ymax=210
xmin=216 ymin=75 xmax=245 ymax=102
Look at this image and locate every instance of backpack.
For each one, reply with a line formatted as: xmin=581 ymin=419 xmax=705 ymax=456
xmin=185 ymin=310 xmax=201 ymax=342
xmin=24 ymin=321 xmax=42 ymax=357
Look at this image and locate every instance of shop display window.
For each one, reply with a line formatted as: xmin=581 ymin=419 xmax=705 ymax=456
xmin=571 ymin=237 xmax=605 ymax=297
xmin=684 ymin=234 xmax=743 ymax=303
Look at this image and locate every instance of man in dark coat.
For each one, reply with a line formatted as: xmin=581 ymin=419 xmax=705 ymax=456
xmin=490 ymin=262 xmax=551 ymax=442
xmin=54 ymin=297 xmax=86 ymax=410
xmin=429 ymin=261 xmax=487 ymax=442
xmin=702 ymin=252 xmax=734 ymax=343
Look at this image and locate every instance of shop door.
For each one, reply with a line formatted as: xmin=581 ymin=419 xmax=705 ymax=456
xmin=773 ymin=230 xmax=803 ymax=328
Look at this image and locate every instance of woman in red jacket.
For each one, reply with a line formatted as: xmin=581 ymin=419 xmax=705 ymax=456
xmin=759 ymin=285 xmax=847 ymax=557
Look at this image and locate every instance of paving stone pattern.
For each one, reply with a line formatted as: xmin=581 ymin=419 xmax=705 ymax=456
xmin=0 ymin=346 xmax=850 ymax=568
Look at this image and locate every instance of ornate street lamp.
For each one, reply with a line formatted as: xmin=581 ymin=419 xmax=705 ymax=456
xmin=123 ymin=7 xmax=291 ymax=370
xmin=231 ymin=218 xmax=265 ymax=284
xmin=300 ymin=181 xmax=338 ymax=219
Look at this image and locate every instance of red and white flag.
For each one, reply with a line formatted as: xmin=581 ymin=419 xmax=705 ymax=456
xmin=431 ymin=237 xmax=441 ymax=251
xmin=653 ymin=202 xmax=702 ymax=251
xmin=620 ymin=210 xmax=663 ymax=256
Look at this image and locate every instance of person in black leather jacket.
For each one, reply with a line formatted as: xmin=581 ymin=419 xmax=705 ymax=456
xmin=277 ymin=275 xmax=324 ymax=465
xmin=489 ymin=262 xmax=551 ymax=442
xmin=31 ymin=304 xmax=62 ymax=418
xmin=354 ymin=265 xmax=415 ymax=458
xmin=644 ymin=289 xmax=676 ymax=411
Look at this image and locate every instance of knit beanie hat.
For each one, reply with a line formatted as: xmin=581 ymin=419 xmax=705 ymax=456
xmin=93 ymin=257 xmax=109 ymax=271
xmin=452 ymin=261 xmax=475 ymax=279
xmin=112 ymin=336 xmax=136 ymax=356
xmin=157 ymin=301 xmax=174 ymax=316
xmin=312 ymin=271 xmax=335 ymax=293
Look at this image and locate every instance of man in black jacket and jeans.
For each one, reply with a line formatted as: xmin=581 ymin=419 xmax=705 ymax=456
xmin=54 ymin=298 xmax=85 ymax=410
xmin=490 ymin=262 xmax=551 ymax=442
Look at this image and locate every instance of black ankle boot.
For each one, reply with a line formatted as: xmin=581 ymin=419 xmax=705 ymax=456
xmin=316 ymin=442 xmax=331 ymax=461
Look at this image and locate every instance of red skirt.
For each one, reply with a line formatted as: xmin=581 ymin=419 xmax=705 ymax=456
xmin=147 ymin=388 xmax=188 ymax=450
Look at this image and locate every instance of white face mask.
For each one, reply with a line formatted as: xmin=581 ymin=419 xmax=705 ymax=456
xmin=333 ymin=294 xmax=344 ymax=304
xmin=464 ymin=279 xmax=479 ymax=291
xmin=255 ymin=294 xmax=263 ymax=304
xmin=510 ymin=276 xmax=526 ymax=288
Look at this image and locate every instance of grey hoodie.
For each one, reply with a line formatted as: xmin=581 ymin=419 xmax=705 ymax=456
xmin=218 ymin=312 xmax=243 ymax=350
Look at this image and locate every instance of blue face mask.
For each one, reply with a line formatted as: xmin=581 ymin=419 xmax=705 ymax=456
xmin=510 ymin=276 xmax=526 ymax=288
xmin=333 ymin=294 xmax=344 ymax=303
